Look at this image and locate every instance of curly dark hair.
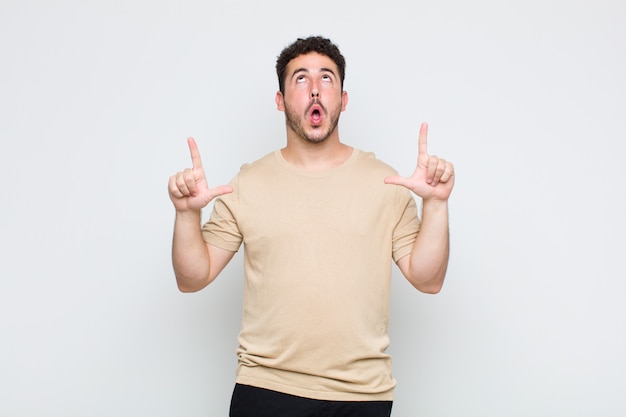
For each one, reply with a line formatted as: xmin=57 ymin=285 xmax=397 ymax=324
xmin=275 ymin=36 xmax=346 ymax=95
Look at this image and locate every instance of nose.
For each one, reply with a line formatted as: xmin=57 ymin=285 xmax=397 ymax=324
xmin=310 ymin=80 xmax=320 ymax=99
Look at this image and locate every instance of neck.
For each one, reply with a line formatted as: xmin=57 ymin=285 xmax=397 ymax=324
xmin=281 ymin=131 xmax=353 ymax=171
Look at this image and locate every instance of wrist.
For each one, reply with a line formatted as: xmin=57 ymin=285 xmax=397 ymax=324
xmin=175 ymin=208 xmax=202 ymax=221
xmin=421 ymin=198 xmax=449 ymax=212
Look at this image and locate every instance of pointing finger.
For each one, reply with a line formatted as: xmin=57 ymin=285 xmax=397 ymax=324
xmin=187 ymin=137 xmax=204 ymax=170
xmin=418 ymin=122 xmax=429 ymax=159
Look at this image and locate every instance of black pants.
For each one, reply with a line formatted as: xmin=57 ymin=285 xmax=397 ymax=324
xmin=229 ymin=384 xmax=393 ymax=417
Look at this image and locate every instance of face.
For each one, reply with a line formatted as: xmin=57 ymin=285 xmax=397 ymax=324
xmin=276 ymin=52 xmax=348 ymax=144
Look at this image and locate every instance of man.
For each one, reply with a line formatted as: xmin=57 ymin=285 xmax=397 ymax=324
xmin=168 ymin=36 xmax=454 ymax=417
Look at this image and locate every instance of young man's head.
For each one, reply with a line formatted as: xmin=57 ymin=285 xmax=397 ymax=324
xmin=275 ymin=37 xmax=348 ymax=144
xmin=276 ymin=36 xmax=346 ymax=95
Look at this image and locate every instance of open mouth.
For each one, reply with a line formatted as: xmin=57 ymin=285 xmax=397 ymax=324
xmin=309 ymin=105 xmax=323 ymax=124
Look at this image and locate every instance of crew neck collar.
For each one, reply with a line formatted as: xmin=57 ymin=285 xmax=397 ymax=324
xmin=274 ymin=148 xmax=359 ymax=178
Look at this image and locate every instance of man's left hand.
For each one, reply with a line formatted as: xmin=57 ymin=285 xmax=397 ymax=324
xmin=384 ymin=122 xmax=455 ymax=201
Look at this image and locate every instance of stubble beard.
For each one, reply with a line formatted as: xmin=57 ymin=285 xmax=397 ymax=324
xmin=284 ymin=100 xmax=342 ymax=144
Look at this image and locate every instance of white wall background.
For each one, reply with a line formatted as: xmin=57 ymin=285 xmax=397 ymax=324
xmin=1 ymin=0 xmax=625 ymax=416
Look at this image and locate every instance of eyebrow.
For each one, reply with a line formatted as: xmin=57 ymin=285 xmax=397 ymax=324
xmin=291 ymin=67 xmax=337 ymax=79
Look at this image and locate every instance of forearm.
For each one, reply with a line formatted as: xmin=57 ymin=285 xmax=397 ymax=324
xmin=172 ymin=210 xmax=211 ymax=292
xmin=406 ymin=199 xmax=450 ymax=293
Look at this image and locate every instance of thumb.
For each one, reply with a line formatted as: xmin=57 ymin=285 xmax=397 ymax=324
xmin=209 ymin=185 xmax=234 ymax=199
xmin=384 ymin=175 xmax=408 ymax=186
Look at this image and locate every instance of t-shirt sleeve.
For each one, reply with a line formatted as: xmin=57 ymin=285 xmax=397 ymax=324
xmin=391 ymin=191 xmax=421 ymax=262
xmin=201 ymin=177 xmax=243 ymax=253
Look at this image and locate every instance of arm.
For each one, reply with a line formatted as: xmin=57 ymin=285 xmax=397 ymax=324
xmin=168 ymin=137 xmax=235 ymax=292
xmin=396 ymin=199 xmax=449 ymax=293
xmin=385 ymin=122 xmax=455 ymax=294
xmin=171 ymin=211 xmax=236 ymax=292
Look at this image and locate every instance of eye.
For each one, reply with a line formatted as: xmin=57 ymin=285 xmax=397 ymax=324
xmin=296 ymin=75 xmax=307 ymax=83
xmin=322 ymin=74 xmax=332 ymax=82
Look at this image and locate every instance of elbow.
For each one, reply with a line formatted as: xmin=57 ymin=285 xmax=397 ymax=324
xmin=175 ymin=273 xmax=210 ymax=293
xmin=410 ymin=272 xmax=446 ymax=294
xmin=401 ymin=255 xmax=448 ymax=295
xmin=177 ymin=283 xmax=200 ymax=293
xmin=416 ymin=282 xmax=443 ymax=294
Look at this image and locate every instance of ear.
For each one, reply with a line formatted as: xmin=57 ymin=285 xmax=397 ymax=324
xmin=275 ymin=91 xmax=285 ymax=111
xmin=341 ymin=90 xmax=349 ymax=111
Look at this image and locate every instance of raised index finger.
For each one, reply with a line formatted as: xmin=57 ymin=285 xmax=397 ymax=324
xmin=418 ymin=122 xmax=429 ymax=158
xmin=187 ymin=137 xmax=204 ymax=170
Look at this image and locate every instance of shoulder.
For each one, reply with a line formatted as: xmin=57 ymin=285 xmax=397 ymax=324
xmin=238 ymin=151 xmax=278 ymax=173
xmin=226 ymin=151 xmax=283 ymax=195
xmin=230 ymin=150 xmax=281 ymax=182
xmin=353 ymin=149 xmax=415 ymax=203
xmin=354 ymin=149 xmax=400 ymax=177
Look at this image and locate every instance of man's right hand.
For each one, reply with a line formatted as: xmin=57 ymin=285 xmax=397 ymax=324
xmin=168 ymin=137 xmax=233 ymax=212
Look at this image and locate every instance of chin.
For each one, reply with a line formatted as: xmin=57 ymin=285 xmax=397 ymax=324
xmin=304 ymin=132 xmax=330 ymax=144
